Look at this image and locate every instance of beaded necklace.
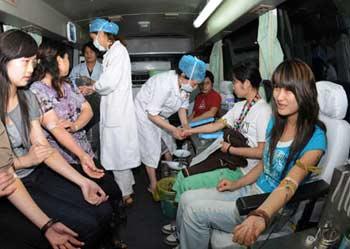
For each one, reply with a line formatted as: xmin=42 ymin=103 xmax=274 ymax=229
xmin=233 ymin=93 xmax=260 ymax=130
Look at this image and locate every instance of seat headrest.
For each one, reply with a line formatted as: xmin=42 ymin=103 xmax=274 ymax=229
xmin=316 ymin=81 xmax=348 ymax=119
xmin=220 ymin=81 xmax=233 ymax=95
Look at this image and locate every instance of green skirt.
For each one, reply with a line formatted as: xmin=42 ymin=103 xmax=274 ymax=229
xmin=172 ymin=168 xmax=244 ymax=202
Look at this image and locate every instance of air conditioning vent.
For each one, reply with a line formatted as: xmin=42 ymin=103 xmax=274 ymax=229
xmin=108 ymin=15 xmax=123 ymax=22
xmin=249 ymin=4 xmax=274 ymax=15
xmin=138 ymin=21 xmax=151 ymax=32
xmin=21 ymin=25 xmax=43 ymax=35
xmin=164 ymin=13 xmax=179 ymax=20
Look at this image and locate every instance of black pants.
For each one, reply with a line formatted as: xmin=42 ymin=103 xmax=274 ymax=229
xmin=85 ymin=93 xmax=101 ymax=159
xmin=71 ymin=162 xmax=123 ymax=210
xmin=0 ymin=165 xmax=114 ymax=249
xmin=0 ymin=199 xmax=49 ymax=249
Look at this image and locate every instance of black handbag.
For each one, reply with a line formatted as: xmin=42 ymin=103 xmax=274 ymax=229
xmin=182 ymin=128 xmax=249 ymax=177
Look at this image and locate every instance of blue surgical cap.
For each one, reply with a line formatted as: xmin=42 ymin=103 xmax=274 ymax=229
xmin=178 ymin=55 xmax=206 ymax=82
xmin=89 ymin=18 xmax=119 ymax=35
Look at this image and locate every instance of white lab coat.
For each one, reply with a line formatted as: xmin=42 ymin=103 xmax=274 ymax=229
xmin=135 ymin=71 xmax=189 ymax=168
xmin=94 ymin=41 xmax=140 ymax=170
xmin=69 ymin=61 xmax=103 ymax=83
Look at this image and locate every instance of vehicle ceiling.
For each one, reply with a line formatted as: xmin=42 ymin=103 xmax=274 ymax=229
xmin=41 ymin=0 xmax=206 ymax=38
xmin=39 ymin=0 xmax=348 ymax=49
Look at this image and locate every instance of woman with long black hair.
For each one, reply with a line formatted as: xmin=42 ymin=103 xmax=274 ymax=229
xmin=0 ymin=29 xmax=111 ymax=248
xmin=175 ymin=59 xmax=327 ymax=249
xmin=30 ymin=38 xmax=122 ymax=222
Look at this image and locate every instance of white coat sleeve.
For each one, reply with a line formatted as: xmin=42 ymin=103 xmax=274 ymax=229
xmin=146 ymin=79 xmax=170 ymax=116
xmin=94 ymin=45 xmax=129 ymax=96
xmin=181 ymin=98 xmax=189 ymax=109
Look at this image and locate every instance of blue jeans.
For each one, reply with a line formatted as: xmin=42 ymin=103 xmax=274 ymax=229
xmin=176 ymin=185 xmax=260 ymax=249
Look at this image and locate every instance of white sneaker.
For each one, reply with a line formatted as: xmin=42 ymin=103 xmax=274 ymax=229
xmin=161 ymin=223 xmax=176 ymax=235
xmin=164 ymin=232 xmax=179 ymax=246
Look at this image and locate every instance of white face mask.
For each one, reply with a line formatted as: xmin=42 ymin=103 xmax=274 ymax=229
xmin=179 ymin=83 xmax=193 ymax=101
xmin=180 ymin=82 xmax=194 ymax=93
xmin=180 ymin=89 xmax=190 ymax=100
xmin=93 ymin=34 xmax=107 ymax=52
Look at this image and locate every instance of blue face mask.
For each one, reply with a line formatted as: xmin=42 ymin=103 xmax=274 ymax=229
xmin=93 ymin=33 xmax=107 ymax=52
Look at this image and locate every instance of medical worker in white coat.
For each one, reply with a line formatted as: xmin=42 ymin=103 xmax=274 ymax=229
xmin=69 ymin=42 xmax=103 ymax=156
xmin=135 ymin=55 xmax=206 ymax=194
xmin=69 ymin=41 xmax=103 ymax=86
xmin=84 ymin=18 xmax=140 ymax=206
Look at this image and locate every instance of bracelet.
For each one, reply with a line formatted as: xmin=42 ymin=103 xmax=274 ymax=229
xmin=226 ymin=145 xmax=232 ymax=153
xmin=247 ymin=209 xmax=271 ymax=226
xmin=40 ymin=218 xmax=59 ymax=235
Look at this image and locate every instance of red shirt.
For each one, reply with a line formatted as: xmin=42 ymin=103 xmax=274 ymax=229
xmin=193 ymin=89 xmax=221 ymax=118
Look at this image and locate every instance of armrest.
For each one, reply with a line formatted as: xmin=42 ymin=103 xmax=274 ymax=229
xmin=189 ymin=117 xmax=215 ymax=128
xmin=236 ymin=180 xmax=329 ymax=215
xmin=198 ymin=132 xmax=223 ymax=140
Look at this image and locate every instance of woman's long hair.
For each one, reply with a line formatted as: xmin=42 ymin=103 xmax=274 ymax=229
xmin=269 ymin=59 xmax=325 ymax=176
xmin=0 ymin=30 xmax=38 ymax=135
xmin=31 ymin=40 xmax=68 ymax=98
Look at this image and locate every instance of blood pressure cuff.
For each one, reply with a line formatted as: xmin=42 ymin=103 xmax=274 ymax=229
xmin=182 ymin=129 xmax=249 ymax=177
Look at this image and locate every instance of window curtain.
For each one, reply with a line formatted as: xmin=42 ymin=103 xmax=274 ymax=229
xmin=209 ymin=40 xmax=224 ymax=92
xmin=258 ymin=9 xmax=284 ymax=101
xmin=336 ymin=33 xmax=350 ymax=83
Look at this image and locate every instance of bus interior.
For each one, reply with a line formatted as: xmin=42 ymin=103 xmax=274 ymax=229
xmin=0 ymin=0 xmax=350 ymax=248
